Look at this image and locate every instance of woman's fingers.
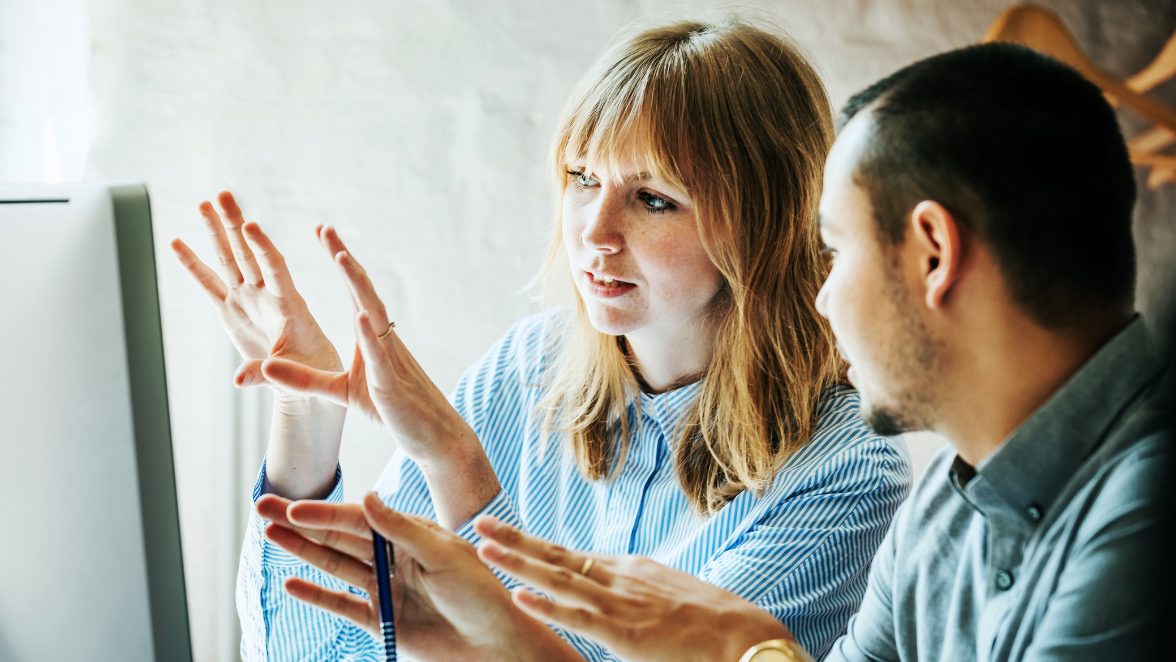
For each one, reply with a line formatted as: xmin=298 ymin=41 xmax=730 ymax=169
xmin=257 ymin=496 xmax=373 ymax=561
xmin=334 ymin=249 xmax=391 ymax=328
xmin=215 ymin=191 xmax=264 ymax=287
xmin=475 ymin=516 xmax=610 ymax=583
xmin=284 ymin=576 xmax=377 ymax=632
xmin=316 ymin=224 xmax=348 ymax=265
xmin=233 ymin=360 xmax=266 ymax=388
xmin=265 ymin=523 xmax=376 ymax=592
xmin=286 ymin=500 xmax=371 ymax=537
xmin=354 ymin=311 xmax=399 ymax=395
xmin=256 ymin=493 xmax=296 ymax=527
xmin=242 ymin=221 xmax=298 ymax=299
xmin=261 ymin=357 xmax=350 ymax=406
xmin=198 ymin=199 xmax=244 ymax=287
xmin=316 ymin=224 xmax=390 ymax=328
xmin=360 ymin=493 xmax=456 ymax=572
xmin=477 ymin=541 xmax=613 ymax=608
xmin=169 ymin=237 xmax=228 ymax=303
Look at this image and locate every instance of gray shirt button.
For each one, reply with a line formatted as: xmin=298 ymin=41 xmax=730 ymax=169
xmin=1026 ymin=504 xmax=1043 ymax=522
xmin=996 ymin=569 xmax=1014 ymax=591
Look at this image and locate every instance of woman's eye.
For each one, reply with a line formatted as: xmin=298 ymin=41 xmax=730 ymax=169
xmin=820 ymin=245 xmax=838 ymax=260
xmin=566 ymin=170 xmax=599 ymax=190
xmin=637 ymin=191 xmax=676 ymax=214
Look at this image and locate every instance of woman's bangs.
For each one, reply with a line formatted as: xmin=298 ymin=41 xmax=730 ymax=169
xmin=562 ymin=67 xmax=688 ymax=191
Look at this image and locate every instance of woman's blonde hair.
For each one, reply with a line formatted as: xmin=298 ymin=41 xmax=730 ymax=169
xmin=537 ymin=18 xmax=842 ymax=514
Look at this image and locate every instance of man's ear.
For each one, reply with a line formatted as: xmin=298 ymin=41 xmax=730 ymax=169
xmin=908 ymin=200 xmax=962 ymax=310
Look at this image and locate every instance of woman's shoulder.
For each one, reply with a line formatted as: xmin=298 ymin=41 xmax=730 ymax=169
xmin=464 ymin=308 xmax=568 ymax=388
xmin=776 ymin=385 xmax=912 ymax=491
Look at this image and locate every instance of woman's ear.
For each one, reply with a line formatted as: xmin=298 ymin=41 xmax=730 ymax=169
xmin=908 ymin=200 xmax=962 ymax=310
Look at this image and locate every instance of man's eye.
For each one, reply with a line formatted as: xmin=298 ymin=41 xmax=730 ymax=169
xmin=637 ymin=191 xmax=676 ymax=214
xmin=566 ymin=170 xmax=599 ymax=190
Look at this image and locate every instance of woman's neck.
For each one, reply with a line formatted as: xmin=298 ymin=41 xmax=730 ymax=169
xmin=623 ymin=320 xmax=714 ymax=394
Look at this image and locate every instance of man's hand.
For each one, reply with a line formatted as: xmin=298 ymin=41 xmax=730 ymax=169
xmin=475 ymin=516 xmax=799 ymax=662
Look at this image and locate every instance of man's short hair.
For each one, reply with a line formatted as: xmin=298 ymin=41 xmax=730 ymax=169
xmin=841 ymin=43 xmax=1136 ymax=329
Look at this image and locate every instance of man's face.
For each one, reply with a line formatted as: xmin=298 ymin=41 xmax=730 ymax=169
xmin=816 ymin=112 xmax=941 ymax=436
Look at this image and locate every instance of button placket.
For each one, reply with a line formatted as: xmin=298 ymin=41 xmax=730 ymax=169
xmin=995 ymin=569 xmax=1014 ymax=591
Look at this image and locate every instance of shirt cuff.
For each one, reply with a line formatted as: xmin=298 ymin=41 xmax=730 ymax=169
xmin=453 ymin=488 xmax=516 ymax=546
xmin=251 ymin=456 xmax=345 ymax=567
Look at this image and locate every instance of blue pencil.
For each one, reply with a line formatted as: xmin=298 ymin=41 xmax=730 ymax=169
xmin=371 ymin=530 xmax=397 ymax=661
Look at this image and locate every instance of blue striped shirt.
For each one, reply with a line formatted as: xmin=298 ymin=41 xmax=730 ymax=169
xmin=237 ymin=311 xmax=911 ymax=660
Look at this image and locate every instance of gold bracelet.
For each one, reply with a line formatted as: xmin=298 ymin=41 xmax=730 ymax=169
xmin=738 ymin=638 xmax=813 ymax=662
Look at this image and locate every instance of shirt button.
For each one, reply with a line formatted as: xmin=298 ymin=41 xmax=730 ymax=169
xmin=996 ymin=569 xmax=1014 ymax=591
xmin=1026 ymin=504 xmax=1042 ymax=522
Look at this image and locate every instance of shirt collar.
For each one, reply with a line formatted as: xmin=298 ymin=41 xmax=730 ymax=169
xmin=950 ymin=316 xmax=1165 ymax=525
xmin=638 ymin=380 xmax=704 ymax=443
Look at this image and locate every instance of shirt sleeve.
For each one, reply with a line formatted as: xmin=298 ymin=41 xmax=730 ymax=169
xmin=236 ymin=457 xmax=385 ymax=662
xmin=700 ymin=435 xmax=909 ymax=660
xmin=821 ymin=504 xmax=902 ymax=662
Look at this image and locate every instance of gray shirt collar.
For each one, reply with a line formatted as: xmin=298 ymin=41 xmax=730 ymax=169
xmin=948 ymin=316 xmax=1165 ymax=526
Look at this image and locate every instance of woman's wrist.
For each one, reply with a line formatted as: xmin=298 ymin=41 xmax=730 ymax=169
xmin=419 ymin=425 xmax=503 ymax=529
xmin=492 ymin=610 xmax=583 ymax=662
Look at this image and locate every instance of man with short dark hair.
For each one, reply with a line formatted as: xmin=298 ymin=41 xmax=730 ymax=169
xmin=806 ymin=41 xmax=1167 ymax=659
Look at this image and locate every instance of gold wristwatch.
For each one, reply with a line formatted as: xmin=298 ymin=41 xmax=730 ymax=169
xmin=738 ymin=638 xmax=813 ymax=662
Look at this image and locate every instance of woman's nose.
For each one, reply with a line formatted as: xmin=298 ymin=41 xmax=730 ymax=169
xmin=580 ymin=193 xmax=624 ymax=253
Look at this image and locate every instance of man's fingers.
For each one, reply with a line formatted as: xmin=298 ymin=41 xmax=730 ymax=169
xmin=170 ymin=238 xmax=228 ymax=303
xmin=284 ymin=576 xmax=377 ymax=633
xmin=260 ymin=358 xmax=350 ymax=407
xmin=512 ymin=588 xmax=608 ymax=641
xmin=198 ymin=199 xmax=244 ymax=286
xmin=216 ymin=191 xmax=264 ymax=287
xmin=478 ymin=541 xmax=613 ymax=608
xmin=475 ymin=516 xmax=608 ymax=581
xmin=242 ymin=221 xmax=298 ymax=299
xmin=265 ymin=523 xmax=375 ymax=592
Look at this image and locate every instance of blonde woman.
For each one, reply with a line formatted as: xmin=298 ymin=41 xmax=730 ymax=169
xmin=173 ymin=18 xmax=910 ymax=661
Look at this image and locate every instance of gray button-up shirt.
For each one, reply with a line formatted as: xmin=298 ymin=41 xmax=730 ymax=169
xmin=827 ymin=317 xmax=1170 ymax=660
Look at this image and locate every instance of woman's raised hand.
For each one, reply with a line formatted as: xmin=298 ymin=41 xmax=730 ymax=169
xmin=170 ymin=191 xmax=342 ymax=394
xmin=258 ymin=226 xmax=501 ymax=527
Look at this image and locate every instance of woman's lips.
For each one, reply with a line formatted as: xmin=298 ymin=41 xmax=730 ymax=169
xmin=583 ymin=271 xmax=636 ymax=298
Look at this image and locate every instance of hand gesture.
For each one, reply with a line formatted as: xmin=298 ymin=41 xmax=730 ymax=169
xmin=475 ymin=517 xmax=801 ymax=662
xmin=257 ymin=493 xmax=580 ymax=661
xmin=170 ymin=191 xmax=341 ymax=397
xmin=256 ymin=227 xmax=500 ymax=527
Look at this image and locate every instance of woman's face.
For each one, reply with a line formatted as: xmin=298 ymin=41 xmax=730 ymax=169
xmin=561 ymin=158 xmax=724 ymax=341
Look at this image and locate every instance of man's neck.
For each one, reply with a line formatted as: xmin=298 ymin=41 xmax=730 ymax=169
xmin=937 ymin=311 xmax=1131 ymax=467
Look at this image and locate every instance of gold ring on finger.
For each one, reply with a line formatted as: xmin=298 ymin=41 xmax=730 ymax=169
xmin=378 ymin=321 xmax=396 ymax=339
xmin=579 ymin=557 xmax=595 ymax=579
